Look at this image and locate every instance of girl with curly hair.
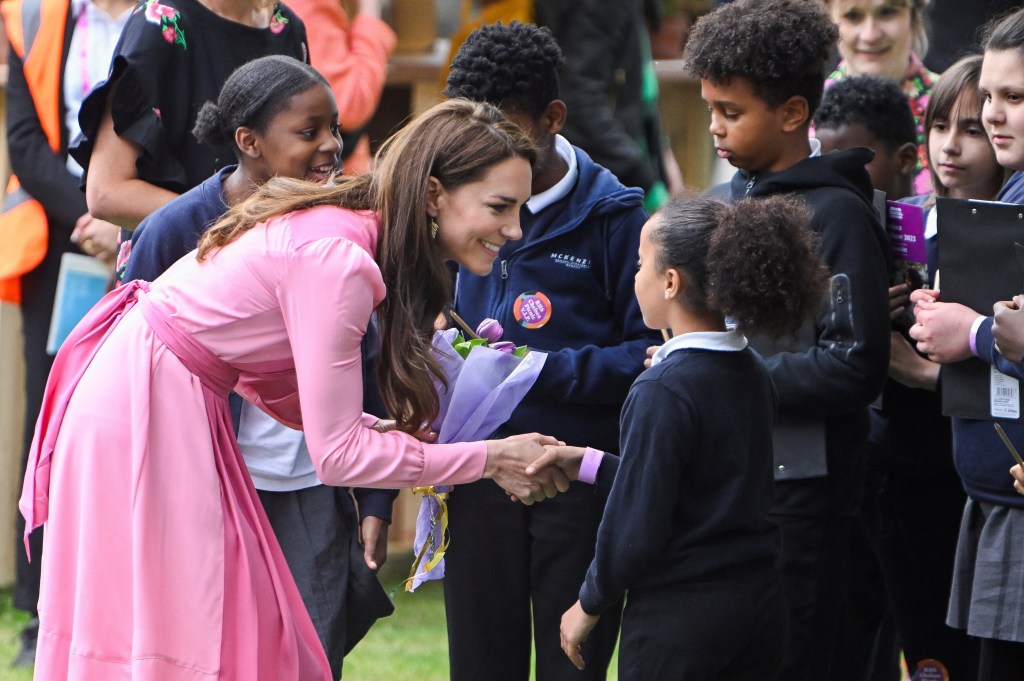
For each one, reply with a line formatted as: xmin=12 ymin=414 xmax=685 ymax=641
xmin=534 ymin=193 xmax=828 ymax=680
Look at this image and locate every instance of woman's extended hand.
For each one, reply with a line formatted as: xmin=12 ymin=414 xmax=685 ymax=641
xmin=484 ymin=433 xmax=569 ymax=504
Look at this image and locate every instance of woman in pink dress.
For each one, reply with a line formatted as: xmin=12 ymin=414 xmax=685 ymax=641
xmin=22 ymin=98 xmax=561 ymax=680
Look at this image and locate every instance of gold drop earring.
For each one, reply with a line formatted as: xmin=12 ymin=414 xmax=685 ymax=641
xmin=430 ymin=218 xmax=439 ymax=240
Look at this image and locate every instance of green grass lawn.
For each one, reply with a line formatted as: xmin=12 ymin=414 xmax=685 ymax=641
xmin=0 ymin=591 xmax=31 ymax=681
xmin=0 ymin=573 xmax=617 ymax=681
xmin=1 ymin=578 xmax=915 ymax=681
xmin=343 ymin=579 xmax=454 ymax=680
xmin=339 ymin=572 xmax=621 ymax=681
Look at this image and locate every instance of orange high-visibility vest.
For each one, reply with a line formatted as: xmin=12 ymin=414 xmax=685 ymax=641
xmin=0 ymin=0 xmax=69 ymax=303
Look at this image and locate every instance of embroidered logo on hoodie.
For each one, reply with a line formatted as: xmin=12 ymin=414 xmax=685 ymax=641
xmin=550 ymin=253 xmax=592 ymax=271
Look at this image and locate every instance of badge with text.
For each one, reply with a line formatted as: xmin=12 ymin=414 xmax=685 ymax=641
xmin=513 ymin=292 xmax=552 ymax=329
xmin=912 ymin=659 xmax=948 ymax=681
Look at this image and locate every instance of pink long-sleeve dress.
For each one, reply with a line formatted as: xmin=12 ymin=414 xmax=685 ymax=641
xmin=20 ymin=205 xmax=487 ymax=680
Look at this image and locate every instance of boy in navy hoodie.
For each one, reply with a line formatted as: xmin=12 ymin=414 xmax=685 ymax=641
xmin=442 ymin=21 xmax=658 ymax=681
xmin=684 ymin=1 xmax=891 ymax=679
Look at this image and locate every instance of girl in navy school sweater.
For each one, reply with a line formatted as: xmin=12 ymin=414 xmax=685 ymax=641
xmin=536 ymin=193 xmax=828 ymax=680
xmin=910 ymin=9 xmax=1024 ymax=679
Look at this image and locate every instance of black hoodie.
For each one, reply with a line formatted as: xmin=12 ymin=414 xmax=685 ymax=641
xmin=715 ymin=147 xmax=891 ymax=516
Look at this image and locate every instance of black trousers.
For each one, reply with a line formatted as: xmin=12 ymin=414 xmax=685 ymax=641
xmin=867 ymin=467 xmax=978 ymax=680
xmin=771 ymin=512 xmax=853 ymax=681
xmin=618 ymin=578 xmax=786 ymax=681
xmin=13 ymin=240 xmax=70 ymax=616
xmin=978 ymin=637 xmax=1024 ymax=681
xmin=831 ymin=519 xmax=901 ymax=681
xmin=443 ymin=479 xmax=620 ymax=681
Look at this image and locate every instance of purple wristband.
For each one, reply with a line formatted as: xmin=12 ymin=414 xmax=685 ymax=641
xmin=578 ymin=447 xmax=604 ymax=485
xmin=969 ymin=316 xmax=985 ymax=357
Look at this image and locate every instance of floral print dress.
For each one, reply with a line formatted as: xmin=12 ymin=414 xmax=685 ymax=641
xmin=70 ymin=0 xmax=308 ymax=280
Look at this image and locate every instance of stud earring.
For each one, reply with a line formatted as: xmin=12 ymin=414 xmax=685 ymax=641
xmin=430 ymin=218 xmax=439 ymax=240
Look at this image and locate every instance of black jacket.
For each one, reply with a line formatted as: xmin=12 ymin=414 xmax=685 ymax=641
xmin=535 ymin=0 xmax=664 ymax=193
xmin=716 ymin=148 xmax=891 ymax=516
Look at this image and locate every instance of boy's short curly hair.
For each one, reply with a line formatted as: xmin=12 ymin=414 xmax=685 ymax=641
xmin=815 ymin=75 xmax=917 ymax=152
xmin=444 ymin=21 xmax=565 ymax=117
xmin=684 ymin=0 xmax=838 ymax=117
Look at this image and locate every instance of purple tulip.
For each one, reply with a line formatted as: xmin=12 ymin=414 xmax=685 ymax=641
xmin=490 ymin=341 xmax=517 ymax=354
xmin=476 ymin=318 xmax=504 ymax=343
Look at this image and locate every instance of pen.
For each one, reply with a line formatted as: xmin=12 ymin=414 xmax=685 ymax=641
xmin=993 ymin=422 xmax=1024 ymax=468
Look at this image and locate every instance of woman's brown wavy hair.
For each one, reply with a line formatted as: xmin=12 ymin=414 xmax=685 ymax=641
xmin=197 ymin=99 xmax=536 ymax=432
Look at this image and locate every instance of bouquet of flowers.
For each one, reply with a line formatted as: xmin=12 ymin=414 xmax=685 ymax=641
xmin=407 ymin=315 xmax=546 ymax=591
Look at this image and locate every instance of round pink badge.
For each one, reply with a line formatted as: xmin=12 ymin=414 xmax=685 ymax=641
xmin=513 ymin=292 xmax=552 ymax=329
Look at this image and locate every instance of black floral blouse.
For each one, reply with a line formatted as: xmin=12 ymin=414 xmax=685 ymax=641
xmin=72 ymin=0 xmax=308 ymax=194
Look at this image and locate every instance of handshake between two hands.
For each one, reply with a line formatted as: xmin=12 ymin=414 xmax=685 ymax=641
xmin=371 ymin=420 xmax=587 ymax=503
xmin=482 ymin=435 xmax=588 ymax=505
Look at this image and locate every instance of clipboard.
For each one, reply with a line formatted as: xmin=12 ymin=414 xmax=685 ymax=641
xmin=937 ymin=198 xmax=1024 ymax=422
xmin=46 ymin=252 xmax=112 ymax=355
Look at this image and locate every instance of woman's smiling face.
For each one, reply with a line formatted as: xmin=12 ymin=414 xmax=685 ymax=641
xmin=431 ymin=156 xmax=533 ymax=276
xmin=831 ymin=0 xmax=913 ymax=82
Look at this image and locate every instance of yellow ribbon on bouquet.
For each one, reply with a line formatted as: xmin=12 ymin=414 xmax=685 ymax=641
xmin=404 ymin=486 xmax=451 ymax=592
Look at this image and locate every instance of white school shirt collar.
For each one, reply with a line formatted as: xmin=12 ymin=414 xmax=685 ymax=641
xmin=808 ymin=137 xmax=822 ymax=158
xmin=525 ymin=134 xmax=578 ymax=214
xmin=650 ymin=329 xmax=748 ymax=366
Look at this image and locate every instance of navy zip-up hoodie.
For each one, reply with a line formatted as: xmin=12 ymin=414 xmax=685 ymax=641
xmin=455 ymin=145 xmax=658 ymax=454
xmin=714 ymin=147 xmax=891 ymax=516
xmin=950 ymin=170 xmax=1024 ymax=508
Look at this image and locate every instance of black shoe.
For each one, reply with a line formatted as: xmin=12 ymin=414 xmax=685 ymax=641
xmin=12 ymin=618 xmax=38 ymax=668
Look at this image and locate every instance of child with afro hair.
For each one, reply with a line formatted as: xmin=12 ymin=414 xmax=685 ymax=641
xmin=685 ymin=1 xmax=892 ymax=679
xmin=815 ymin=74 xmax=919 ymax=200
